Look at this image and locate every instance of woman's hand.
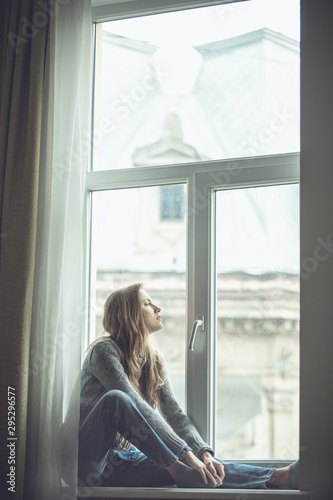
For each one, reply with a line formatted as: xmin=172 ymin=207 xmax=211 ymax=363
xmin=183 ymin=450 xmax=224 ymax=486
xmin=201 ymin=451 xmax=225 ymax=486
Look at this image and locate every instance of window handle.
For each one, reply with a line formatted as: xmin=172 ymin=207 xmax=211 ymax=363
xmin=188 ymin=315 xmax=205 ymax=351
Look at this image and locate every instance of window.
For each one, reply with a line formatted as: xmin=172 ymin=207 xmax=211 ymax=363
xmin=88 ymin=0 xmax=300 ymax=462
xmin=160 ymin=186 xmax=185 ymax=220
xmin=215 ymin=184 xmax=299 ymax=460
xmin=89 ymin=184 xmax=187 ymax=407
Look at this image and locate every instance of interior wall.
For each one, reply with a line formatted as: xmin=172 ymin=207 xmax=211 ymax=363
xmin=300 ymin=1 xmax=333 ymax=498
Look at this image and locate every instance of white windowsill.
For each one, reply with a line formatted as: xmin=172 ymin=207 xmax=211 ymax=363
xmin=68 ymin=486 xmax=311 ymax=499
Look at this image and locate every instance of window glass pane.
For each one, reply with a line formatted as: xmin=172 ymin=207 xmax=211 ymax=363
xmin=215 ymin=184 xmax=299 ymax=460
xmin=90 ymin=185 xmax=187 ymax=408
xmin=93 ymin=0 xmax=300 ymax=171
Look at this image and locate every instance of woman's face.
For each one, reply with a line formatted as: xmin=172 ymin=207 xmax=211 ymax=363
xmin=141 ymin=290 xmax=163 ymax=334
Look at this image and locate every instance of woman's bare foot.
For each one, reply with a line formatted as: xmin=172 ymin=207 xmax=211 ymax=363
xmin=267 ymin=460 xmax=299 ymax=489
xmin=266 ymin=465 xmax=290 ymax=487
xmin=167 ymin=461 xmax=185 ymax=476
xmin=166 ymin=461 xmax=216 ymax=489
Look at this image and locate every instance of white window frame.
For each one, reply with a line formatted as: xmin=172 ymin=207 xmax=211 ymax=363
xmin=91 ymin=0 xmax=246 ymax=23
xmin=86 ymin=153 xmax=300 ymax=450
xmin=186 ymin=154 xmax=300 ymax=448
xmin=83 ymin=2 xmax=313 ymax=499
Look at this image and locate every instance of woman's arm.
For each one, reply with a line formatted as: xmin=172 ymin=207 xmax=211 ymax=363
xmin=158 ymin=379 xmax=224 ymax=485
xmin=159 ymin=375 xmax=214 ymax=458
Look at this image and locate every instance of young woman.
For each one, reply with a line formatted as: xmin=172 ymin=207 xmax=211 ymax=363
xmin=78 ymin=283 xmax=299 ymax=489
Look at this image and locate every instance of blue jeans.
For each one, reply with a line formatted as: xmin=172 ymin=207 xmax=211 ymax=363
xmin=78 ymin=390 xmax=274 ymax=489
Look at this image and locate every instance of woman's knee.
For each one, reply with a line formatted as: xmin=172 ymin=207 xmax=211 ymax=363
xmin=102 ymin=390 xmax=134 ymax=409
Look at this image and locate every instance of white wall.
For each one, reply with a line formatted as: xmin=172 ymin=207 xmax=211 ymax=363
xmin=300 ymin=1 xmax=333 ymax=498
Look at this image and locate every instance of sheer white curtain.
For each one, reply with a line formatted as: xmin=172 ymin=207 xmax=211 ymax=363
xmin=24 ymin=1 xmax=92 ymax=499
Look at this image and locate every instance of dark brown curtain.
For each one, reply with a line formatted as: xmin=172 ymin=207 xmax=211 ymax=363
xmin=0 ymin=1 xmax=48 ymax=497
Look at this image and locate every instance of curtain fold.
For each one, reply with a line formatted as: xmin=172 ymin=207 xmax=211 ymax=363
xmin=23 ymin=1 xmax=92 ymax=499
xmin=0 ymin=1 xmax=48 ymax=497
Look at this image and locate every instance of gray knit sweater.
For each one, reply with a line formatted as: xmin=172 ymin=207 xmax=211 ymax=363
xmin=80 ymin=337 xmax=213 ymax=459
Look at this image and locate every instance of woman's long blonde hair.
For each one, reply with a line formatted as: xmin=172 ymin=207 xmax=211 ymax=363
xmin=88 ymin=283 xmax=166 ymax=409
